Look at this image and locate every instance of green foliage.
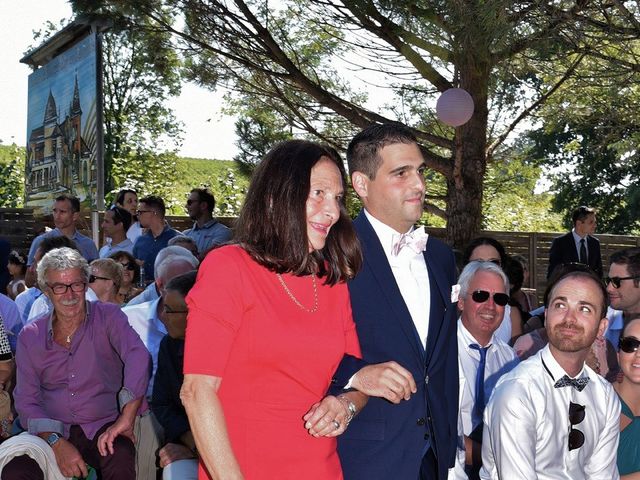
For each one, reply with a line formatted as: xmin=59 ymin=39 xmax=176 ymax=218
xmin=483 ymin=151 xmax=563 ymax=232
xmin=171 ymin=157 xmax=250 ymax=216
xmin=0 ymin=144 xmax=26 ymax=207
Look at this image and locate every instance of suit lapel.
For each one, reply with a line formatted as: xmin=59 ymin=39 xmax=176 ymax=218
xmin=354 ymin=212 xmax=425 ymax=362
xmin=424 ymin=244 xmax=450 ymax=366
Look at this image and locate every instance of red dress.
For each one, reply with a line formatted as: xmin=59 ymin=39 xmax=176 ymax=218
xmin=184 ymin=246 xmax=361 ymax=479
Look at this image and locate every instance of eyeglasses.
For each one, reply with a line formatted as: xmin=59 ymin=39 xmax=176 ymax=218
xmin=471 ymin=290 xmax=510 ymax=307
xmin=89 ymin=275 xmax=112 ymax=283
xmin=136 ymin=209 xmax=155 ymax=216
xmin=46 ymin=281 xmax=87 ymax=295
xmin=619 ymin=336 xmax=640 ymax=354
xmin=604 ymin=275 xmax=640 ymax=289
xmin=163 ymin=305 xmax=188 ymax=315
xmin=471 ymin=259 xmax=501 ymax=267
xmin=119 ymin=262 xmax=136 ymax=271
xmin=568 ymin=402 xmax=585 ymax=451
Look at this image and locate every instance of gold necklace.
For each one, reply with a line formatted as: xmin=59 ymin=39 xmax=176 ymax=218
xmin=276 ymin=273 xmax=318 ymax=313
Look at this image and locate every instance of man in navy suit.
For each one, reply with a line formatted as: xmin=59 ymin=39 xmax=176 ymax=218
xmin=333 ymin=124 xmax=458 ymax=479
xmin=547 ymin=206 xmax=602 ymax=278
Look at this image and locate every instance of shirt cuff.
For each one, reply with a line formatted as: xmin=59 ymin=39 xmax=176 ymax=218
xmin=344 ymin=374 xmax=356 ymax=389
xmin=118 ymin=387 xmax=136 ymax=409
xmin=28 ymin=418 xmax=64 ymax=436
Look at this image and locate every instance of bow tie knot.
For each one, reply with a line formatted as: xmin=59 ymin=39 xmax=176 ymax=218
xmin=392 ymin=227 xmax=429 ymax=256
xmin=554 ymin=375 xmax=590 ymax=392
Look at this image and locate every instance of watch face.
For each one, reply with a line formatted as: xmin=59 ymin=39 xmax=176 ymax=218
xmin=47 ymin=433 xmax=61 ymax=446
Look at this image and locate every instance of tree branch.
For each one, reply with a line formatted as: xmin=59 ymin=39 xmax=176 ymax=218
xmin=486 ymin=53 xmax=585 ymax=158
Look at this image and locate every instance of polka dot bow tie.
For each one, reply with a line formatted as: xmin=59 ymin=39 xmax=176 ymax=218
xmin=392 ymin=227 xmax=429 ymax=256
xmin=554 ymin=375 xmax=590 ymax=392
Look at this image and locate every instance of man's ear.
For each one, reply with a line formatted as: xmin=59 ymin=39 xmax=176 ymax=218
xmin=351 ymin=171 xmax=369 ymax=199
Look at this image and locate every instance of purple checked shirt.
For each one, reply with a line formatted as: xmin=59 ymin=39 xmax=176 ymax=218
xmin=15 ymin=301 xmax=151 ymax=440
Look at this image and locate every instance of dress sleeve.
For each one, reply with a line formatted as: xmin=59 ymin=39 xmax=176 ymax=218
xmin=184 ymin=247 xmax=248 ymax=377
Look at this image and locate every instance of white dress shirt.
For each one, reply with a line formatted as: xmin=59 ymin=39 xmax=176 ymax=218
xmin=481 ymin=345 xmax=620 ymax=480
xmin=123 ymin=297 xmax=167 ymax=399
xmin=449 ymin=321 xmax=519 ymax=479
xmin=364 ymin=210 xmax=431 ymax=347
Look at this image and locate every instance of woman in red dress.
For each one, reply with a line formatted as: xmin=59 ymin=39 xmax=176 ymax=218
xmin=182 ymin=140 xmax=366 ymax=479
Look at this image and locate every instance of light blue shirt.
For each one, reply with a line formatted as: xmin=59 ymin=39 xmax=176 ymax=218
xmin=125 ymin=282 xmax=159 ymax=307
xmin=183 ymin=219 xmax=231 ymax=255
xmin=27 ymin=228 xmax=99 ymax=266
xmin=123 ymin=297 xmax=167 ymax=399
xmin=99 ymin=238 xmax=134 ymax=258
xmin=571 ymin=229 xmax=589 ymax=259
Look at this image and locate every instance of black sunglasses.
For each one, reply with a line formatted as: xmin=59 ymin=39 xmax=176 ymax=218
xmin=119 ymin=262 xmax=136 ymax=271
xmin=89 ymin=274 xmax=112 ymax=283
xmin=471 ymin=290 xmax=510 ymax=307
xmin=604 ymin=275 xmax=640 ymax=289
xmin=619 ymin=336 xmax=640 ymax=354
xmin=568 ymin=402 xmax=585 ymax=451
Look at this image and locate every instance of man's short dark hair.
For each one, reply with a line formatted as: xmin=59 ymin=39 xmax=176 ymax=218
xmin=55 ymin=193 xmax=80 ymax=213
xmin=544 ymin=263 xmax=608 ymax=318
xmin=235 ymin=139 xmax=362 ymax=285
xmin=109 ymin=206 xmax=133 ymax=232
xmin=346 ymin=123 xmax=419 ymax=179
xmin=139 ymin=195 xmax=166 ymax=217
xmin=572 ymin=206 xmax=596 ymax=225
xmin=610 ymin=247 xmax=640 ymax=287
xmin=40 ymin=236 xmax=79 ymax=257
xmin=165 ymin=270 xmax=198 ymax=298
xmin=191 ymin=188 xmax=216 ymax=215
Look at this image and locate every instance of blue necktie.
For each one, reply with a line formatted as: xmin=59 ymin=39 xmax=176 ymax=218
xmin=470 ymin=344 xmax=490 ymax=426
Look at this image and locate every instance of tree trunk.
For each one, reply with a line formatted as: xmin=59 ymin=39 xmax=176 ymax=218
xmin=445 ymin=56 xmax=490 ymax=250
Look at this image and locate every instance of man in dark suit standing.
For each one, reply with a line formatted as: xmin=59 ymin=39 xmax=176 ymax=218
xmin=547 ymin=206 xmax=602 ymax=278
xmin=333 ymin=124 xmax=458 ymax=479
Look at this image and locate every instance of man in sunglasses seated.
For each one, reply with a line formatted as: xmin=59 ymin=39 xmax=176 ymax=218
xmin=5 ymin=247 xmax=150 ymax=480
xmin=450 ymin=262 xmax=519 ymax=480
xmin=604 ymin=247 xmax=640 ymax=350
xmin=481 ymin=264 xmax=620 ymax=479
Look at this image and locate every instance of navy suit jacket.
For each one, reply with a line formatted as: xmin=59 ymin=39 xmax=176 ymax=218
xmin=547 ymin=232 xmax=602 ymax=278
xmin=333 ymin=211 xmax=458 ymax=480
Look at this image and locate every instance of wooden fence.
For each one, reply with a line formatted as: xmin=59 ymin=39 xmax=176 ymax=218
xmin=1 ymin=208 xmax=638 ymax=301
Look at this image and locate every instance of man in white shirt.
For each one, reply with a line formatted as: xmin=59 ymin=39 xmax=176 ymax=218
xmin=481 ymin=264 xmax=620 ymax=480
xmin=122 ymin=251 xmax=199 ymax=479
xmin=451 ymin=262 xmax=518 ymax=480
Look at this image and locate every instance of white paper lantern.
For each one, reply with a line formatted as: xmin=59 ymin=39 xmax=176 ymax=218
xmin=436 ymin=88 xmax=474 ymax=127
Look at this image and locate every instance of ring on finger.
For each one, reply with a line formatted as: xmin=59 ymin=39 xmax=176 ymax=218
xmin=333 ymin=420 xmax=340 ymax=430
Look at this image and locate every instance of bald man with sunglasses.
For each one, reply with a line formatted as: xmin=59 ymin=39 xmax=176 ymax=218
xmin=605 ymin=247 xmax=640 ymax=349
xmin=450 ymin=262 xmax=519 ymax=480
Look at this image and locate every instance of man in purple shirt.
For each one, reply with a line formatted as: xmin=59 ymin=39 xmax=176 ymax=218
xmin=5 ymin=247 xmax=150 ymax=480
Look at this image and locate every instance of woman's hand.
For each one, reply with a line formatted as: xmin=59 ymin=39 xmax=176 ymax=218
xmin=303 ymin=395 xmax=350 ymax=438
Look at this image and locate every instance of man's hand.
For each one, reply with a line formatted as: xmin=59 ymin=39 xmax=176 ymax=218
xmin=158 ymin=443 xmax=197 ymax=468
xmin=51 ymin=438 xmax=88 ymax=478
xmin=97 ymin=416 xmax=136 ymax=456
xmin=351 ymin=362 xmax=416 ymax=403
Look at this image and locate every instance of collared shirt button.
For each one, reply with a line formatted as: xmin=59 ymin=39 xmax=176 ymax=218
xmin=425 ymin=375 xmax=429 ymax=384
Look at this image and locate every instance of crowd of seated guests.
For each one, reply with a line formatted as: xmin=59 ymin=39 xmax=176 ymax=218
xmin=0 ymin=187 xmax=638 ymax=480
